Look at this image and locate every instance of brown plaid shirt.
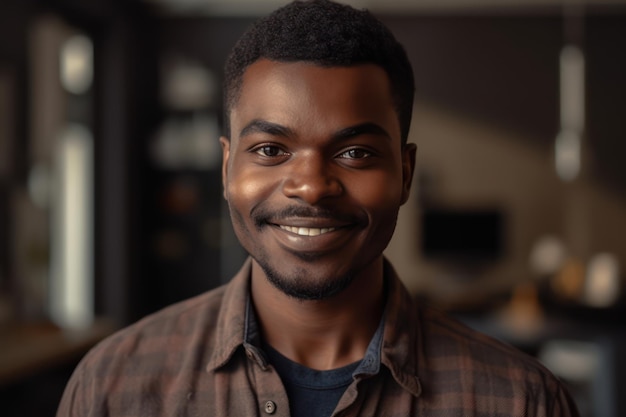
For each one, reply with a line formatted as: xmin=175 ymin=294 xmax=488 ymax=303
xmin=57 ymin=259 xmax=579 ymax=416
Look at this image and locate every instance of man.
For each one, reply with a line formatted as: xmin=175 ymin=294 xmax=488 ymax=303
xmin=58 ymin=1 xmax=579 ymax=416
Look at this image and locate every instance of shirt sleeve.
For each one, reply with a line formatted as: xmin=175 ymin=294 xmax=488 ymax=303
xmin=56 ymin=362 xmax=90 ymax=417
xmin=550 ymin=381 xmax=581 ymax=417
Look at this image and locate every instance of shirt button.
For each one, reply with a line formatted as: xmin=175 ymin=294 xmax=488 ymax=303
xmin=264 ymin=400 xmax=276 ymax=414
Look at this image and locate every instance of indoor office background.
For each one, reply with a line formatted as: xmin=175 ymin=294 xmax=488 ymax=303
xmin=0 ymin=0 xmax=625 ymax=415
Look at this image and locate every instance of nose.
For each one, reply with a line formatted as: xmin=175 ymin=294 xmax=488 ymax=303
xmin=281 ymin=153 xmax=343 ymax=205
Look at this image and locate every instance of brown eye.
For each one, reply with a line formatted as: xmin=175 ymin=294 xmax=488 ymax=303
xmin=339 ymin=148 xmax=371 ymax=159
xmin=255 ymin=145 xmax=286 ymax=157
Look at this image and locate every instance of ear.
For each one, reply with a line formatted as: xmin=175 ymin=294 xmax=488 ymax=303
xmin=220 ymin=136 xmax=231 ymax=201
xmin=400 ymin=142 xmax=417 ymax=205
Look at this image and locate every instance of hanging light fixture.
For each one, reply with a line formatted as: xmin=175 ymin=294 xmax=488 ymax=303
xmin=555 ymin=2 xmax=585 ymax=182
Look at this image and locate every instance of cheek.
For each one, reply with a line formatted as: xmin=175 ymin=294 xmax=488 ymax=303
xmin=226 ymin=166 xmax=278 ymax=212
xmin=350 ymin=171 xmax=405 ymax=214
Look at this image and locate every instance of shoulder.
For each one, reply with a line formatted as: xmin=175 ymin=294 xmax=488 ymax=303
xmin=420 ymin=306 xmax=546 ymax=372
xmin=57 ymin=285 xmax=233 ymax=416
xmin=408 ymin=305 xmax=582 ymax=415
xmin=79 ymin=284 xmax=230 ymax=375
xmin=72 ymin=259 xmax=252 ymax=381
xmin=417 ymin=306 xmax=573 ymax=412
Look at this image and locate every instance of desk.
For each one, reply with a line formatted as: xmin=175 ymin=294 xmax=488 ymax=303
xmin=0 ymin=318 xmax=115 ymax=387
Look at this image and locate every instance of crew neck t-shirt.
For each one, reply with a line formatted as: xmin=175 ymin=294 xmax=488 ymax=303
xmin=263 ymin=343 xmax=360 ymax=417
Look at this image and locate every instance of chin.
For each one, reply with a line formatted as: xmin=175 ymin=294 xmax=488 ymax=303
xmin=259 ymin=257 xmax=356 ymax=301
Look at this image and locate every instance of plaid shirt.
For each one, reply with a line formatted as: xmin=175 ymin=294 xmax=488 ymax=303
xmin=57 ymin=259 xmax=579 ymax=417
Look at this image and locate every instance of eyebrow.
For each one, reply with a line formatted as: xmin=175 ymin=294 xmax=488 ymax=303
xmin=239 ymin=119 xmax=295 ymax=139
xmin=332 ymin=123 xmax=391 ymax=141
xmin=238 ymin=119 xmax=391 ymax=142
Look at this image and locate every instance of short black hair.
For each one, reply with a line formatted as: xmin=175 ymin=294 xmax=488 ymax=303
xmin=223 ymin=0 xmax=415 ymax=144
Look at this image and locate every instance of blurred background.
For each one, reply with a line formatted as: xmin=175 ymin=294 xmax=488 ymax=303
xmin=0 ymin=0 xmax=625 ymax=415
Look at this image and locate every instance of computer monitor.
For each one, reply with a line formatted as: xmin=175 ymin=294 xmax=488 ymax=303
xmin=421 ymin=208 xmax=504 ymax=262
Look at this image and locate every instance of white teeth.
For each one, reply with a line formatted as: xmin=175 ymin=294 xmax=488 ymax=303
xmin=279 ymin=225 xmax=335 ymax=236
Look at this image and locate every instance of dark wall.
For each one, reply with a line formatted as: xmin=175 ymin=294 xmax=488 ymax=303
xmin=587 ymin=13 xmax=626 ymax=196
xmin=0 ymin=0 xmax=31 ymax=294
xmin=386 ymin=15 xmax=561 ymax=145
xmin=387 ymin=13 xmax=626 ymax=197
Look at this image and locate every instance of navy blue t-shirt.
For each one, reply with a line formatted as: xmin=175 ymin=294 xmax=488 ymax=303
xmin=263 ymin=343 xmax=360 ymax=417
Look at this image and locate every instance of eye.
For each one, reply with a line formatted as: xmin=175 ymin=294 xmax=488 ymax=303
xmin=253 ymin=145 xmax=288 ymax=158
xmin=337 ymin=148 xmax=371 ymax=160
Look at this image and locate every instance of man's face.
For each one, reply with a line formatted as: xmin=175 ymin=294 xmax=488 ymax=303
xmin=221 ymin=59 xmax=415 ymax=300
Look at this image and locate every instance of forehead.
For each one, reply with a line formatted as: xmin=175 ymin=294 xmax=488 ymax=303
xmin=229 ymin=59 xmax=400 ymax=140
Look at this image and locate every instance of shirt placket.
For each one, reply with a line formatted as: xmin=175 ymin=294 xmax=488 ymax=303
xmin=244 ymin=343 xmax=291 ymax=417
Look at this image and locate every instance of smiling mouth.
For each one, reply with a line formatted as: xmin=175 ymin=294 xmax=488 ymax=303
xmin=278 ymin=225 xmax=336 ymax=236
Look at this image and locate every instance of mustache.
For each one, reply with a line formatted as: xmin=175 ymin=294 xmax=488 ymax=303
xmin=252 ymin=205 xmax=361 ymax=228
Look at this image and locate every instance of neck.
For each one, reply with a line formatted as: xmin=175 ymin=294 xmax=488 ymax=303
xmin=250 ymin=258 xmax=385 ymax=371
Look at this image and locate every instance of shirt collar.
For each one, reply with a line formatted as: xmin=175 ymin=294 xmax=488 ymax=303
xmin=379 ymin=259 xmax=423 ymax=397
xmin=352 ymin=313 xmax=384 ymax=377
xmin=205 ymin=258 xmax=253 ymax=372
